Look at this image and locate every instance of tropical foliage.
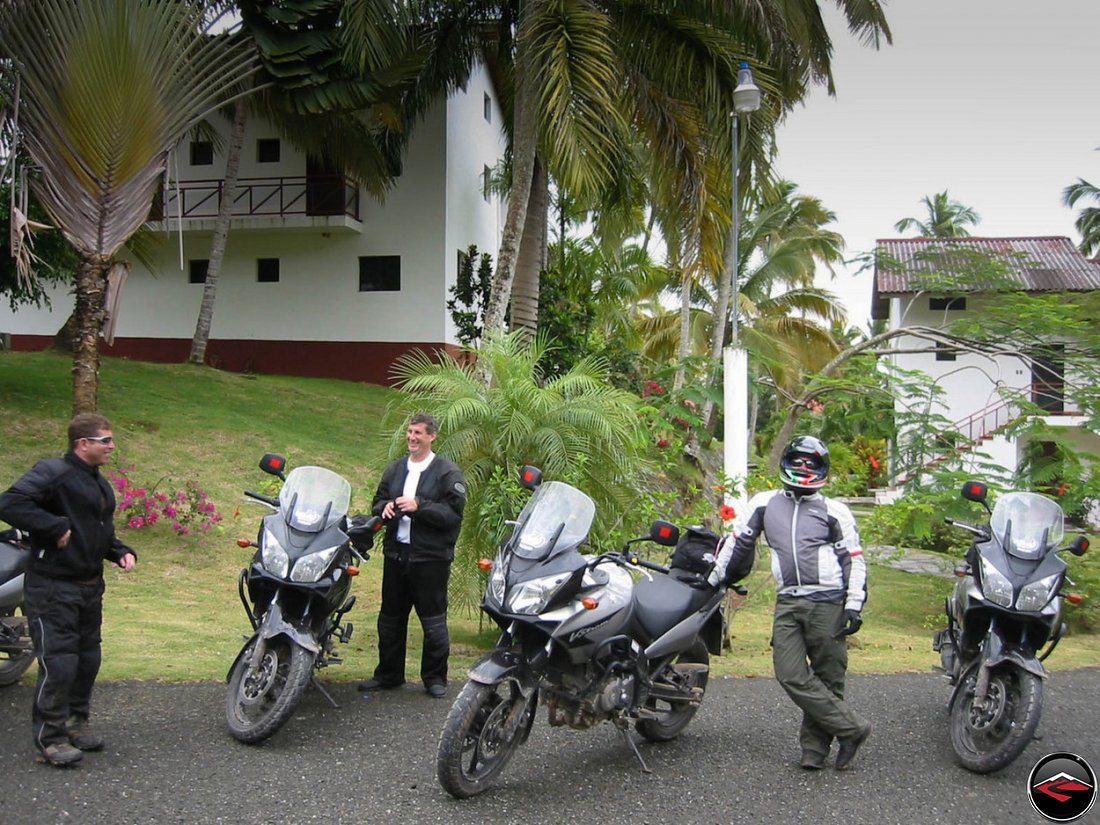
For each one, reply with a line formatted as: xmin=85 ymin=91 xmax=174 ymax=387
xmin=1062 ymin=177 xmax=1100 ymax=258
xmin=893 ymin=190 xmax=981 ymax=238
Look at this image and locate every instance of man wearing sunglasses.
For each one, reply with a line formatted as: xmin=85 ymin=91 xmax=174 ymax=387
xmin=0 ymin=413 xmax=136 ymax=767
xmin=711 ymin=435 xmax=870 ymax=772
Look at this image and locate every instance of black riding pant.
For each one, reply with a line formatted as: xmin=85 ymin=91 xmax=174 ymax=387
xmin=373 ymin=554 xmax=451 ymax=687
xmin=24 ymin=570 xmax=104 ymax=750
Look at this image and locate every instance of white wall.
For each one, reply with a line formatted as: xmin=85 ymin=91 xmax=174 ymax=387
xmin=0 ymin=66 xmax=507 ymax=348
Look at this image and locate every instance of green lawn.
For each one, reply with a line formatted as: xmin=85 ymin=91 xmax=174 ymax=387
xmin=2 ymin=349 xmax=1097 ymax=685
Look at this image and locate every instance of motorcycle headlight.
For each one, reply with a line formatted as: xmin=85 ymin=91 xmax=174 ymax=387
xmin=291 ymin=546 xmax=340 ymax=583
xmin=1016 ymin=573 xmax=1061 ymax=612
xmin=979 ymin=557 xmax=1013 ymax=608
xmin=505 ymin=572 xmax=573 ymax=615
xmin=261 ymin=530 xmax=289 ymax=578
xmin=486 ymin=563 xmax=506 ymax=608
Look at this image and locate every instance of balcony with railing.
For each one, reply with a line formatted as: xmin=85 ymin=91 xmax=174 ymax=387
xmin=148 ymin=174 xmax=362 ymax=231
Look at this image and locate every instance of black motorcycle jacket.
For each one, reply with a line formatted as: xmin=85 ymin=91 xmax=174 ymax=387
xmin=0 ymin=451 xmax=135 ymax=581
xmin=715 ymin=488 xmax=867 ymax=612
xmin=371 ymin=454 xmax=466 ymax=563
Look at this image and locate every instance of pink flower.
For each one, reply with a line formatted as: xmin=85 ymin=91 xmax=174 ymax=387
xmin=128 ymin=516 xmax=145 ymax=529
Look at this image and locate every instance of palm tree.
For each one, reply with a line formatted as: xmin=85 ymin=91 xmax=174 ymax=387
xmin=0 ymin=0 xmax=258 ymax=413
xmin=400 ymin=1 xmax=891 ymax=356
xmin=384 ymin=331 xmax=649 ymax=604
xmin=638 ymin=181 xmax=847 ymax=426
xmin=1062 ymin=178 xmax=1100 ymax=257
xmin=894 ymin=190 xmax=981 ymax=238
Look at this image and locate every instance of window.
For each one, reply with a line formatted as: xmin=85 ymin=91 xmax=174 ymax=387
xmin=929 ymin=296 xmax=966 ymax=311
xmin=483 ymin=165 xmax=491 ymax=203
xmin=484 ymin=92 xmax=492 ymax=122
xmin=257 ymin=258 xmax=280 ymax=283
xmin=189 ymin=259 xmax=209 ymax=284
xmin=935 ymin=341 xmax=957 ymax=362
xmin=190 ymin=141 xmax=213 ymax=166
xmin=257 ymin=138 xmax=281 ymax=163
xmin=358 ymin=255 xmax=400 ymax=292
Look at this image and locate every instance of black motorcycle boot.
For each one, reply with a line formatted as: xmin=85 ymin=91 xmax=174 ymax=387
xmin=419 ymin=613 xmax=450 ymax=696
xmin=66 ymin=716 xmax=105 ymax=751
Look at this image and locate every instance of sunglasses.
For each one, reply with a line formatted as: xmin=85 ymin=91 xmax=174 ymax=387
xmin=84 ymin=435 xmax=114 ymax=445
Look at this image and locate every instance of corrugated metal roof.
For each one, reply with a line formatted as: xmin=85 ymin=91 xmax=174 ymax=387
xmin=874 ymin=236 xmax=1100 ymax=295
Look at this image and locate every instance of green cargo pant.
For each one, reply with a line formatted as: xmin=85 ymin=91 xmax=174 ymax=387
xmin=771 ymin=596 xmax=867 ymax=757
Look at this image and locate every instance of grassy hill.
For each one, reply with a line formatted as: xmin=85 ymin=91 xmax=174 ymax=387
xmin=1 ymin=349 xmax=1097 ymax=684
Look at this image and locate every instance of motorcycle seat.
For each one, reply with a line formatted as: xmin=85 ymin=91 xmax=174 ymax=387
xmin=632 ymin=573 xmax=711 ymax=641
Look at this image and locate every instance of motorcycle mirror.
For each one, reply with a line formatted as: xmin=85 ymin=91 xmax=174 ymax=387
xmin=649 ymin=520 xmax=679 ymax=547
xmin=348 ymin=515 xmax=384 ymax=551
xmin=1066 ymin=535 xmax=1090 ymax=557
xmin=519 ymin=465 xmax=543 ymax=490
xmin=960 ymin=480 xmax=989 ymax=507
xmin=259 ymin=453 xmax=288 ymax=480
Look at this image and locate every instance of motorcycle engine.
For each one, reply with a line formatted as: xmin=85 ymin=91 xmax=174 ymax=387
xmin=545 ymin=674 xmax=634 ymax=729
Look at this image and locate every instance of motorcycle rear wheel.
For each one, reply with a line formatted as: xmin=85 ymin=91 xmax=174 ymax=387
xmin=225 ymin=637 xmax=315 ymax=744
xmin=950 ymin=663 xmax=1043 ymax=774
xmin=0 ymin=604 xmax=35 ymax=687
xmin=636 ymin=639 xmax=710 ymax=743
xmin=437 ymin=679 xmax=535 ymax=798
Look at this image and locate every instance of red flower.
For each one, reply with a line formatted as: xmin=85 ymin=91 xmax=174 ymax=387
xmin=869 ymin=455 xmax=880 ymax=470
xmin=1056 ymin=483 xmax=1069 ymax=497
xmin=656 ymin=438 xmax=670 ymax=449
xmin=719 ymin=505 xmax=736 ymax=522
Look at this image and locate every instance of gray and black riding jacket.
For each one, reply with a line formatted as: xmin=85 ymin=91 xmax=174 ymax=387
xmin=715 ymin=489 xmax=867 ymax=612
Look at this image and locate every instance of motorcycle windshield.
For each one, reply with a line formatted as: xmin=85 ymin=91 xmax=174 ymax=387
xmin=512 ymin=481 xmax=595 ymax=561
xmin=278 ymin=466 xmax=352 ymax=533
xmin=989 ymin=491 xmax=1064 ymax=560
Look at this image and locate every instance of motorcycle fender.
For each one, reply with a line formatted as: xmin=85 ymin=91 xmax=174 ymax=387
xmin=466 ymin=648 xmax=525 ymax=687
xmin=225 ymin=633 xmax=260 ymax=683
xmin=947 ymin=634 xmax=1047 ymax=710
xmin=256 ymin=601 xmax=321 ymax=654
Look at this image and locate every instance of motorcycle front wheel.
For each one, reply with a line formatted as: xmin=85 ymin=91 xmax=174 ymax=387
xmin=0 ymin=604 xmax=35 ymax=687
xmin=437 ymin=679 xmax=536 ymax=798
xmin=950 ymin=663 xmax=1043 ymax=774
xmin=636 ymin=638 xmax=710 ymax=743
xmin=225 ymin=637 xmax=315 ymax=744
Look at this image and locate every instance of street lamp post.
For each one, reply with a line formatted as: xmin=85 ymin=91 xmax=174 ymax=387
xmin=723 ymin=62 xmax=761 ymax=509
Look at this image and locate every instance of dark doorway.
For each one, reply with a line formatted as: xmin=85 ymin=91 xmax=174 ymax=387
xmin=1030 ymin=345 xmax=1065 ymax=414
xmin=306 ymin=156 xmax=345 ymax=216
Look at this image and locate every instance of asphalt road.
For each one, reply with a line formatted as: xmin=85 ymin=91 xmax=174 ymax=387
xmin=2 ymin=669 xmax=1099 ymax=825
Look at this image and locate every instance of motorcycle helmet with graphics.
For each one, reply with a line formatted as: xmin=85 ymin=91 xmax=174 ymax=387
xmin=779 ymin=435 xmax=829 ymax=491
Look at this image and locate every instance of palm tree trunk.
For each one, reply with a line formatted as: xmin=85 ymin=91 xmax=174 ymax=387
xmin=670 ymin=237 xmax=690 ymax=392
xmin=701 ymin=216 xmax=738 ymax=431
xmin=509 ymin=157 xmax=548 ymax=340
xmin=483 ymin=7 xmax=537 ymax=341
xmin=70 ymin=255 xmax=112 ymax=415
xmin=190 ymin=99 xmax=247 ymax=365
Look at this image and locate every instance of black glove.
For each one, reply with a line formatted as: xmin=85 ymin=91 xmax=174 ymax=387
xmin=838 ymin=609 xmax=863 ymax=637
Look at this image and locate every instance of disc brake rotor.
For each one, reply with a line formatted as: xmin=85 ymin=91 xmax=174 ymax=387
xmin=966 ymin=677 xmax=1007 ymax=732
xmin=240 ymin=649 xmax=279 ymax=706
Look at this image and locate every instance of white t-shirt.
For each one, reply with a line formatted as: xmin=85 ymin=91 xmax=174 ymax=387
xmin=397 ymin=452 xmax=435 ymax=544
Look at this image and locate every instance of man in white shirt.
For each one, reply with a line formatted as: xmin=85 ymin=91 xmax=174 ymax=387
xmin=358 ymin=413 xmax=466 ymax=698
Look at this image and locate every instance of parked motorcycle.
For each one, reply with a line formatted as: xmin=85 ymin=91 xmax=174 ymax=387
xmin=933 ymin=480 xmax=1089 ymax=773
xmin=0 ymin=528 xmax=34 ymax=686
xmin=436 ymin=466 xmax=733 ymax=798
xmin=225 ymin=453 xmax=382 ymax=743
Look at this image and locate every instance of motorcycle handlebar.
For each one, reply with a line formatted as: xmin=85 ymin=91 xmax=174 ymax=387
xmin=944 ymin=517 xmax=988 ymax=537
xmin=244 ymin=490 xmax=279 ymax=507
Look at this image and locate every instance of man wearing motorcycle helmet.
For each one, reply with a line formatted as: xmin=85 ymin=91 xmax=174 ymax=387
xmin=711 ymin=435 xmax=871 ymax=771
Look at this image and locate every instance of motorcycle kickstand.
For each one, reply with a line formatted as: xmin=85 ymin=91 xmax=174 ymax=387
xmin=613 ymin=718 xmax=652 ymax=774
xmin=310 ymin=677 xmax=340 ymax=709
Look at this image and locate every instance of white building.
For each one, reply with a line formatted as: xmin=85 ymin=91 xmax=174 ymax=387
xmin=872 ymin=236 xmax=1100 ymax=520
xmin=1 ymin=64 xmax=507 ymax=385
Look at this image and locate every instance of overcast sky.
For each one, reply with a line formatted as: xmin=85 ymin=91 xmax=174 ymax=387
xmin=773 ymin=0 xmax=1099 ymax=328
